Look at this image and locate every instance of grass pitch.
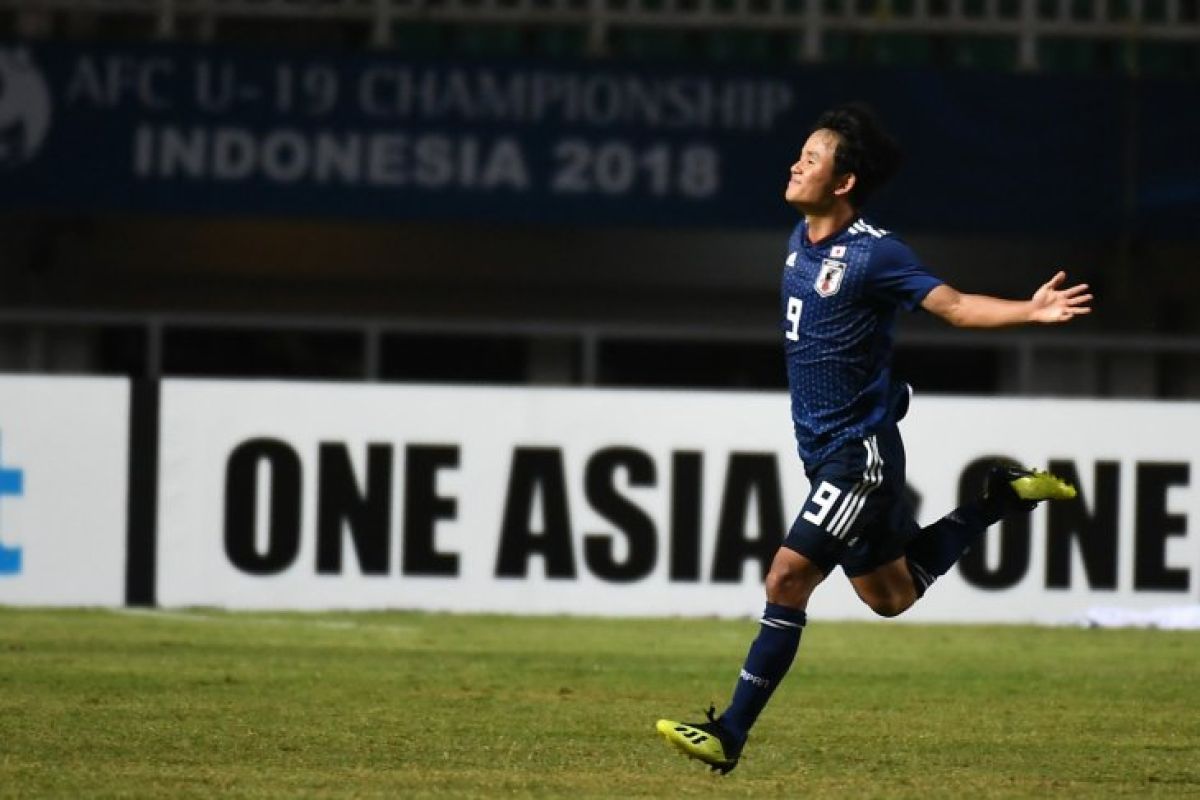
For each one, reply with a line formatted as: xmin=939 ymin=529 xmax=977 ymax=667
xmin=1 ymin=608 xmax=1198 ymax=798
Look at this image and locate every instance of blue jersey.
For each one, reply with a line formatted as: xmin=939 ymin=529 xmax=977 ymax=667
xmin=780 ymin=216 xmax=943 ymax=468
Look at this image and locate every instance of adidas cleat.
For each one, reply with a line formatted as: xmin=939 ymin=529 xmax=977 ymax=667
xmin=988 ymin=464 xmax=1077 ymax=505
xmin=655 ymin=706 xmax=742 ymax=775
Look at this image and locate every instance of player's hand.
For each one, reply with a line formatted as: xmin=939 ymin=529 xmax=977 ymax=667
xmin=1030 ymin=271 xmax=1092 ymax=323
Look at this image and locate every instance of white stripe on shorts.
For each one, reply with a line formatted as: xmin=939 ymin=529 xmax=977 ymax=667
xmin=827 ymin=436 xmax=884 ymax=540
xmin=825 ymin=440 xmax=872 ymax=536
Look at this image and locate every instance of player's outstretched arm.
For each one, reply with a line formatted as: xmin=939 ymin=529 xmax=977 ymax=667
xmin=922 ymin=271 xmax=1093 ymax=328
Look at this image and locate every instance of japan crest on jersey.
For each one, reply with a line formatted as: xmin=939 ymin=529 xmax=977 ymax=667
xmin=815 ymin=258 xmax=846 ymax=297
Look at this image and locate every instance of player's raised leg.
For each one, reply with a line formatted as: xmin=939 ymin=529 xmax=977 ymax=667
xmin=849 ymin=556 xmax=920 ymax=617
xmin=904 ymin=463 xmax=1075 ymax=598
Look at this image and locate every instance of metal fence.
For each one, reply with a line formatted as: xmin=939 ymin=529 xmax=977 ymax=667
xmin=4 ymin=0 xmax=1200 ymax=67
xmin=2 ymin=308 xmax=1197 ymax=399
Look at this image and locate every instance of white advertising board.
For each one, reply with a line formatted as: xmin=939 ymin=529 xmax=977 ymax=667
xmin=157 ymin=380 xmax=1200 ymax=623
xmin=0 ymin=375 xmax=130 ymax=606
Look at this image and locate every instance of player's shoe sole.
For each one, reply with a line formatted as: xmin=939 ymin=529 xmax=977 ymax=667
xmin=655 ymin=715 xmax=740 ymax=774
xmin=1007 ymin=467 xmax=1077 ymax=501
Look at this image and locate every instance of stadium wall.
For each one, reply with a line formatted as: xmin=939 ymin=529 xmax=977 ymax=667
xmin=2 ymin=375 xmax=1198 ymax=623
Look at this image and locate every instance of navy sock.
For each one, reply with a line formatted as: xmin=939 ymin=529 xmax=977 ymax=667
xmin=905 ymin=496 xmax=1007 ymax=596
xmin=719 ymin=603 xmax=806 ymax=743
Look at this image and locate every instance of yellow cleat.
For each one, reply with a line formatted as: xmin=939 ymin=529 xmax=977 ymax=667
xmin=655 ymin=707 xmax=741 ymax=774
xmin=985 ymin=464 xmax=1076 ymax=510
xmin=1008 ymin=467 xmax=1077 ymax=501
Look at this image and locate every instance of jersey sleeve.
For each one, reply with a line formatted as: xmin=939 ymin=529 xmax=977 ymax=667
xmin=866 ymin=237 xmax=944 ymax=311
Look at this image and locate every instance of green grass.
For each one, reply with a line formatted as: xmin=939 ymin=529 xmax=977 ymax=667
xmin=1 ymin=608 xmax=1199 ymax=798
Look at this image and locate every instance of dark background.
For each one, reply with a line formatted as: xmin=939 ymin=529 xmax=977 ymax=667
xmin=1 ymin=3 xmax=1198 ymax=398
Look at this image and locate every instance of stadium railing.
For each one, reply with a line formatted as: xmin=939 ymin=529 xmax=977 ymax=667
xmin=3 ymin=0 xmax=1199 ymax=69
xmin=0 ymin=308 xmax=1197 ymax=398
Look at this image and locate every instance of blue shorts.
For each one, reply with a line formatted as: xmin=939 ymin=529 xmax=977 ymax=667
xmin=783 ymin=423 xmax=919 ymax=578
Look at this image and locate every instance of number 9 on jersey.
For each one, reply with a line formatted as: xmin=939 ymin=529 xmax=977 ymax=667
xmin=786 ymin=297 xmax=803 ymax=341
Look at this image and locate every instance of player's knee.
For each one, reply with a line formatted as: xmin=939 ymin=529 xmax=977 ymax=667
xmin=764 ymin=567 xmax=797 ymax=604
xmin=764 ymin=548 xmax=825 ymax=607
xmin=765 ymin=563 xmax=813 ymax=607
xmin=865 ymin=593 xmax=912 ymax=618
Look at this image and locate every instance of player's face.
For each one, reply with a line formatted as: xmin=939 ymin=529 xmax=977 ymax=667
xmin=785 ymin=129 xmax=844 ymax=211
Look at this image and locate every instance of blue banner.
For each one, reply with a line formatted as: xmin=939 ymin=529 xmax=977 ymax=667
xmin=0 ymin=41 xmax=1194 ymax=235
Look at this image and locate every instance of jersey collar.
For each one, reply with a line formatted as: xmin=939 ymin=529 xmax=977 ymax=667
xmin=802 ymin=214 xmax=859 ymax=250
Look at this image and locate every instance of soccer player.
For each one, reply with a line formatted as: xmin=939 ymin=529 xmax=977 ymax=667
xmin=655 ymin=104 xmax=1092 ymax=774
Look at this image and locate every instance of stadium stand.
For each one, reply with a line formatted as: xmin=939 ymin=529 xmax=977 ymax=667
xmin=2 ymin=0 xmax=1198 ymax=72
xmin=0 ymin=0 xmax=1198 ymax=394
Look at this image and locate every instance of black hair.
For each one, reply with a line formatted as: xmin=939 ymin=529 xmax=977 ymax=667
xmin=811 ymin=103 xmax=903 ymax=208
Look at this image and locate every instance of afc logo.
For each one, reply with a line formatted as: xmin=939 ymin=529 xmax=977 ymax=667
xmin=0 ymin=433 xmax=24 ymax=575
xmin=0 ymin=48 xmax=52 ymax=169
